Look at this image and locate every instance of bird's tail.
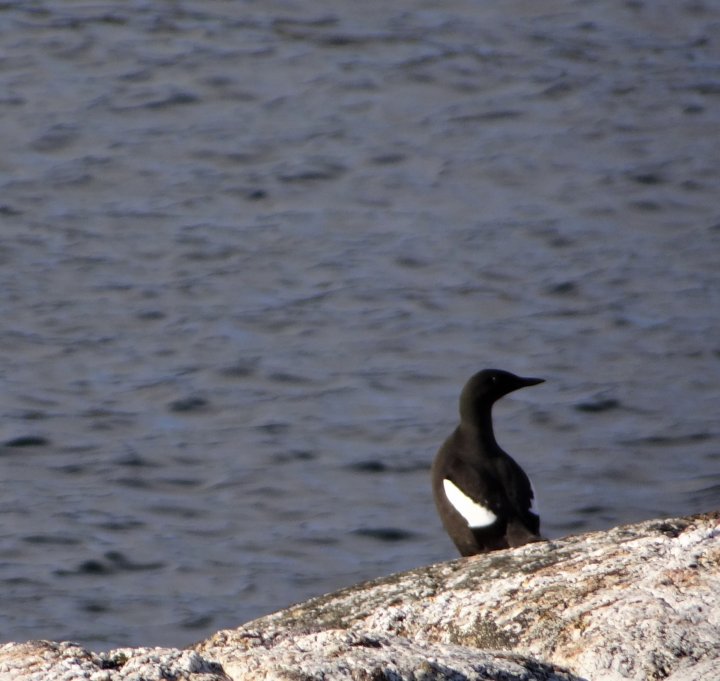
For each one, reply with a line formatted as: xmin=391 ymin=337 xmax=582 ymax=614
xmin=506 ymin=522 xmax=544 ymax=548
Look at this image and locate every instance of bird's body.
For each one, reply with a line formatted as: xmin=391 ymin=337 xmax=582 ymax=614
xmin=432 ymin=369 xmax=543 ymax=556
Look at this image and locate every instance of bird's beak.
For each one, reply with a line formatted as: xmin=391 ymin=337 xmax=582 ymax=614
xmin=517 ymin=376 xmax=545 ymax=388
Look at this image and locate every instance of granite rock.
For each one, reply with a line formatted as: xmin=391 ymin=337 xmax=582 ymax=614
xmin=2 ymin=513 xmax=718 ymax=680
xmin=198 ymin=512 xmax=720 ymax=681
xmin=0 ymin=640 xmax=230 ymax=681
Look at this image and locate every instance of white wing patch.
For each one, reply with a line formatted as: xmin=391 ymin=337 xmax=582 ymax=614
xmin=443 ymin=479 xmax=497 ymax=528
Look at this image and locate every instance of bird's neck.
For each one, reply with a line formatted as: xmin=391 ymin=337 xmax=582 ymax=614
xmin=461 ymin=407 xmax=500 ymax=452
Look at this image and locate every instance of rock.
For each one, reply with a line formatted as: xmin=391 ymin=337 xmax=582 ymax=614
xmin=197 ymin=512 xmax=720 ymax=681
xmin=0 ymin=641 xmax=229 ymax=681
xmin=207 ymin=629 xmax=580 ymax=680
xmin=1 ymin=513 xmax=718 ymax=680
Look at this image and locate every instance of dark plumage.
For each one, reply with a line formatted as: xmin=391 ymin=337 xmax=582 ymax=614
xmin=432 ymin=369 xmax=544 ymax=556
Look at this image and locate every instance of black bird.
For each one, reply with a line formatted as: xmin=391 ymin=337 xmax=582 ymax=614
xmin=432 ymin=368 xmax=544 ymax=556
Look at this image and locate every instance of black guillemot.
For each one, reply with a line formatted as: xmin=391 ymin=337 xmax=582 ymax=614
xmin=432 ymin=368 xmax=544 ymax=556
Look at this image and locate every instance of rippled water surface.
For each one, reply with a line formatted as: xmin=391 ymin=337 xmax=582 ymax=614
xmin=1 ymin=0 xmax=719 ymax=650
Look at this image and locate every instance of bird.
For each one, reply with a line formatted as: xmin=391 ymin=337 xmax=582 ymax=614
xmin=432 ymin=368 xmax=544 ymax=556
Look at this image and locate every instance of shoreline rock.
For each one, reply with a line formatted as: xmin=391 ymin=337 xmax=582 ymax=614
xmin=2 ymin=512 xmax=718 ymax=680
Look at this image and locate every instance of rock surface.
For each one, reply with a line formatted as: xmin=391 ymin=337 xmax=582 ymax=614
xmin=0 ymin=641 xmax=230 ymax=681
xmin=2 ymin=512 xmax=719 ymax=680
xmin=198 ymin=512 xmax=720 ymax=681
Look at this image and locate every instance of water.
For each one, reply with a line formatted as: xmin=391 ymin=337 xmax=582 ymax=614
xmin=0 ymin=0 xmax=719 ymax=651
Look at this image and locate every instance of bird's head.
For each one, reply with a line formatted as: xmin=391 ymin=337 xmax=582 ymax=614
xmin=459 ymin=368 xmax=544 ymax=423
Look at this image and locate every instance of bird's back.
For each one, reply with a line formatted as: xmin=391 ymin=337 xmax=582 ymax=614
xmin=432 ymin=426 xmax=541 ymax=555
